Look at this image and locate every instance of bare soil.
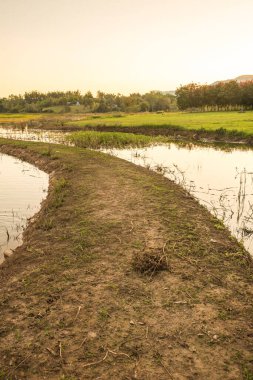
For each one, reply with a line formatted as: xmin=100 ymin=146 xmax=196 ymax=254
xmin=0 ymin=139 xmax=252 ymax=380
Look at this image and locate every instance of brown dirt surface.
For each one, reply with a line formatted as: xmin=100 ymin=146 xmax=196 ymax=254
xmin=0 ymin=139 xmax=252 ymax=380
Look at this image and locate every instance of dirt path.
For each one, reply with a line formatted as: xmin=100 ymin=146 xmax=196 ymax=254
xmin=0 ymin=140 xmax=252 ymax=380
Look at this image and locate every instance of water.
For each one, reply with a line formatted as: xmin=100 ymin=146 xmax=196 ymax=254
xmin=0 ymin=126 xmax=68 ymax=144
xmin=0 ymin=153 xmax=49 ymax=264
xmin=104 ymin=143 xmax=253 ymax=255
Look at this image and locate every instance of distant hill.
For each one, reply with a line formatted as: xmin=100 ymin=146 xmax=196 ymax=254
xmin=212 ymin=75 xmax=253 ymax=85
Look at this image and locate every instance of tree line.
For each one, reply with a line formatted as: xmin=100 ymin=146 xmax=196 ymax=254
xmin=0 ymin=90 xmax=176 ymax=113
xmin=2 ymin=81 xmax=253 ymax=114
xmin=176 ymin=81 xmax=253 ymax=111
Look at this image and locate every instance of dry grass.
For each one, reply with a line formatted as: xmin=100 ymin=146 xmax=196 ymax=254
xmin=132 ymin=249 xmax=170 ymax=275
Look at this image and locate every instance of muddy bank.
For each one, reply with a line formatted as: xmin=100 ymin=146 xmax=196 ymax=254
xmin=0 ymin=139 xmax=252 ymax=379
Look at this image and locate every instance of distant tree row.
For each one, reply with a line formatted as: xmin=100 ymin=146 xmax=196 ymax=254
xmin=176 ymin=81 xmax=253 ymax=111
xmin=0 ymin=90 xmax=176 ymax=113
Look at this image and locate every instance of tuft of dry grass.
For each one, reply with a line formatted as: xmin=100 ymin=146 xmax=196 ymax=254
xmin=132 ymin=249 xmax=170 ymax=275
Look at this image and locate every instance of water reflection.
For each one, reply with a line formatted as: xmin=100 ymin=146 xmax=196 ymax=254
xmin=0 ymin=154 xmax=49 ymax=263
xmin=104 ymin=144 xmax=253 ymax=255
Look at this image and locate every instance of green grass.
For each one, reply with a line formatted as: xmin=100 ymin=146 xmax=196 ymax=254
xmin=68 ymin=131 xmax=164 ymax=148
xmin=69 ymin=111 xmax=253 ymax=134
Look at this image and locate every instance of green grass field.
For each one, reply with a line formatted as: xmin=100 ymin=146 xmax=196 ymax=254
xmin=70 ymin=111 xmax=253 ymax=134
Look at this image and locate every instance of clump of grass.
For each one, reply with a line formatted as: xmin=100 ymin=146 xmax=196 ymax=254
xmin=40 ymin=217 xmax=54 ymax=231
xmin=132 ymin=249 xmax=170 ymax=275
xmin=50 ymin=177 xmax=69 ymax=209
xmin=67 ymin=131 xmax=163 ymax=149
xmin=54 ymin=177 xmax=68 ymax=193
xmin=243 ymin=366 xmax=253 ymax=380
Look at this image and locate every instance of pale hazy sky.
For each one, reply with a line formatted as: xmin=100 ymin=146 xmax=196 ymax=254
xmin=1 ymin=0 xmax=253 ymax=96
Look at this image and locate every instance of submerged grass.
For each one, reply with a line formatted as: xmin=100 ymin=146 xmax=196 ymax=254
xmin=67 ymin=130 xmax=164 ymax=148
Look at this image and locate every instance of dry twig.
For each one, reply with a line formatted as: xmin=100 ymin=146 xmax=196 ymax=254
xmin=74 ymin=306 xmax=82 ymax=321
xmin=46 ymin=347 xmax=57 ymax=357
xmin=108 ymin=349 xmax=131 ymax=359
xmin=83 ymin=350 xmax=109 ymax=368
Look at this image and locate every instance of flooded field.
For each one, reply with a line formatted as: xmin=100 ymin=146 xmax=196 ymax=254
xmin=0 ymin=153 xmax=48 ymax=263
xmin=105 ymin=143 xmax=253 ymax=255
xmin=0 ymin=126 xmax=68 ymax=144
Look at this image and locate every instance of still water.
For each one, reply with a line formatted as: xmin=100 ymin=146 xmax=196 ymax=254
xmin=0 ymin=126 xmax=68 ymax=144
xmin=104 ymin=143 xmax=253 ymax=254
xmin=0 ymin=153 xmax=48 ymax=263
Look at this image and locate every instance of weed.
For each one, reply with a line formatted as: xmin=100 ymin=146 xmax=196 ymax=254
xmin=40 ymin=217 xmax=54 ymax=231
xmin=98 ymin=307 xmax=110 ymax=321
xmin=217 ymin=310 xmax=229 ymax=320
xmin=50 ymin=177 xmax=69 ymax=209
xmin=0 ymin=371 xmax=10 ymax=380
xmin=54 ymin=177 xmax=68 ymax=193
xmin=22 ymin=276 xmax=31 ymax=288
xmin=14 ymin=329 xmax=21 ymax=341
xmin=155 ymin=164 xmax=167 ymax=175
xmin=243 ymin=366 xmax=253 ymax=380
xmin=214 ymin=221 xmax=226 ymax=230
xmin=41 ymin=145 xmax=53 ymax=157
xmin=216 ymin=127 xmax=227 ymax=137
xmin=131 ymin=240 xmax=143 ymax=249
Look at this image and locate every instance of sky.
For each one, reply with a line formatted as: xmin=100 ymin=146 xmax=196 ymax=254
xmin=0 ymin=0 xmax=253 ymax=97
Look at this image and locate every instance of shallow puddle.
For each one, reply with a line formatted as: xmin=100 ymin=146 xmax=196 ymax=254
xmin=0 ymin=153 xmax=49 ymax=263
xmin=104 ymin=143 xmax=253 ymax=255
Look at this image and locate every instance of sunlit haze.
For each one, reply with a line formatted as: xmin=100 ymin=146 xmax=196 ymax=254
xmin=1 ymin=0 xmax=253 ymax=97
